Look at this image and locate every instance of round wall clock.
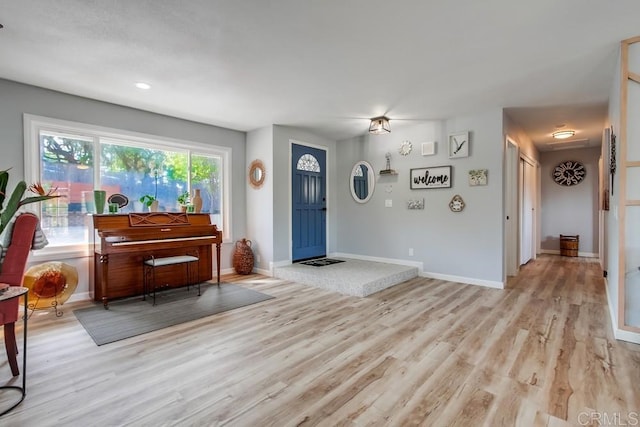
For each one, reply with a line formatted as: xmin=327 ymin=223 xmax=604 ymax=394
xmin=553 ymin=160 xmax=586 ymax=186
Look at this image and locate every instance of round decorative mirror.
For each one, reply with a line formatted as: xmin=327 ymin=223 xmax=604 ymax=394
xmin=249 ymin=159 xmax=266 ymax=189
xmin=350 ymin=161 xmax=375 ymax=203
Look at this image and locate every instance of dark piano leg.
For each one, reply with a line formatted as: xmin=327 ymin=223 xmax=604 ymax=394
xmin=100 ymin=255 xmax=110 ymax=309
xmin=216 ymin=242 xmax=221 ymax=286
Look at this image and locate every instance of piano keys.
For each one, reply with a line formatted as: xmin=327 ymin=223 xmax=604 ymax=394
xmin=90 ymin=212 xmax=222 ymax=308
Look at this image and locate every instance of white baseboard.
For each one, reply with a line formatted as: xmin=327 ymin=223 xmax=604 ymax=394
xmin=420 ymin=272 xmax=504 ymax=289
xmin=271 ymin=259 xmax=292 ymax=268
xmin=330 ymin=252 xmax=424 ymax=270
xmin=603 ymin=276 xmax=640 ymax=344
xmin=613 ymin=328 xmax=640 ymax=344
xmin=540 ymin=249 xmax=598 ymax=258
xmin=68 ymin=292 xmax=92 ymax=302
xmin=330 ymin=252 xmax=503 ymax=289
xmin=254 ymin=267 xmax=272 ymax=276
xmin=220 ymin=267 xmax=235 ymax=276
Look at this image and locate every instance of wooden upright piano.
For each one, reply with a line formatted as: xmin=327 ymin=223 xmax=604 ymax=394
xmin=90 ymin=212 xmax=222 ymax=308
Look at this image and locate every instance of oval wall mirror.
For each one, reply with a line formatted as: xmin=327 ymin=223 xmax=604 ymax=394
xmin=350 ymin=161 xmax=375 ymax=203
xmin=249 ymin=159 xmax=266 ymax=189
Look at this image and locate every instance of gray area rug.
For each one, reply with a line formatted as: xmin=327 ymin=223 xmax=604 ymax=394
xmin=74 ymin=283 xmax=274 ymax=346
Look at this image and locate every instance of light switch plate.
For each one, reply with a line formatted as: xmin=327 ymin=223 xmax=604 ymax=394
xmin=385 ymin=199 xmax=392 ymax=208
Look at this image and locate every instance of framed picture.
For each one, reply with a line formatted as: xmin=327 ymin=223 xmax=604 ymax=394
xmin=410 ymin=166 xmax=452 ymax=189
xmin=448 ymin=131 xmax=469 ymax=158
xmin=468 ymin=169 xmax=488 ymax=186
xmin=421 ymin=141 xmax=436 ymax=156
xmin=602 ymin=127 xmax=611 ymax=210
xmin=610 ymin=126 xmax=616 ymax=195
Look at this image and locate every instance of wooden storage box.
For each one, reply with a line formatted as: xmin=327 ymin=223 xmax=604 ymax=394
xmin=560 ymin=234 xmax=579 ymax=257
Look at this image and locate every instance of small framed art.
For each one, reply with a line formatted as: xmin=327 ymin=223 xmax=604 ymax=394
xmin=468 ymin=169 xmax=488 ymax=186
xmin=448 ymin=131 xmax=469 ymax=158
xmin=421 ymin=141 xmax=436 ymax=156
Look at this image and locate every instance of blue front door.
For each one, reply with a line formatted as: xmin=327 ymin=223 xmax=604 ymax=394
xmin=292 ymin=144 xmax=326 ymax=261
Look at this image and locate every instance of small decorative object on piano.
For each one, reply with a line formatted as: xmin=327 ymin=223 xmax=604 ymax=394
xmin=139 ymin=194 xmax=157 ymax=212
xmin=177 ymin=191 xmax=190 ymax=212
xmin=192 ymin=189 xmax=203 ymax=213
xmin=233 ymin=238 xmax=254 ymax=275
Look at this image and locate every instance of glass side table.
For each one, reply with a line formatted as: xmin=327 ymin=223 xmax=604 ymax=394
xmin=0 ymin=286 xmax=28 ymax=416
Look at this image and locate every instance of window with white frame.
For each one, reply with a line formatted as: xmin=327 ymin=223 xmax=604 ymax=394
xmin=24 ymin=115 xmax=230 ymax=254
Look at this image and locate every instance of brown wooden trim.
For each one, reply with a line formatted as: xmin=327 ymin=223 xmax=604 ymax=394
xmin=629 ymin=71 xmax=640 ymax=84
xmin=622 ymin=35 xmax=640 ymax=44
xmin=626 ymin=200 xmax=640 ymax=206
xmin=627 ymin=161 xmax=640 ymax=167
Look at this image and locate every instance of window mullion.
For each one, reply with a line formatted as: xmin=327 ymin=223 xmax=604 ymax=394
xmin=94 ymin=136 xmax=101 ymax=189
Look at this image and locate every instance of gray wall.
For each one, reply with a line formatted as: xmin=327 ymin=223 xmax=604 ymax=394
xmin=0 ymin=79 xmax=246 ymax=298
xmin=272 ymin=125 xmax=338 ymax=263
xmin=336 ymin=109 xmax=506 ymax=286
xmin=539 ymin=147 xmax=600 ymax=255
xmin=246 ymin=126 xmax=274 ymax=272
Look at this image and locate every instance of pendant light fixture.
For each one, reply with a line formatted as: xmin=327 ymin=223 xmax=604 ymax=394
xmin=369 ymin=116 xmax=391 ymax=134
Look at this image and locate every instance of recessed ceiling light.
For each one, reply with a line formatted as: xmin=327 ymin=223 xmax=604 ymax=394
xmin=135 ymin=82 xmax=151 ymax=90
xmin=552 ymin=130 xmax=575 ymax=139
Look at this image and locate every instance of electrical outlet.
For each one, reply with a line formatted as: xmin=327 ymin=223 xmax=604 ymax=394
xmin=385 ymin=199 xmax=392 ymax=208
xmin=409 ymin=248 xmax=414 ymax=256
xmin=256 ymin=254 xmax=261 ymax=263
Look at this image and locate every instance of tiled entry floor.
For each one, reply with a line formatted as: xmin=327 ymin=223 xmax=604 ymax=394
xmin=273 ymin=258 xmax=419 ymax=297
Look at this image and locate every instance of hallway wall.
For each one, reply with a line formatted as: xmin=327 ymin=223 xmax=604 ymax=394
xmin=336 ymin=109 xmax=506 ymax=287
xmin=539 ymin=147 xmax=601 ymax=256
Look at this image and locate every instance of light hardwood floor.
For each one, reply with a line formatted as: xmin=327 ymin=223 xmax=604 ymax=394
xmin=1 ymin=255 xmax=638 ymax=426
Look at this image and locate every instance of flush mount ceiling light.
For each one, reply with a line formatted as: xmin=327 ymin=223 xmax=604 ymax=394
xmin=552 ymin=130 xmax=575 ymax=139
xmin=369 ymin=116 xmax=391 ymax=135
xmin=135 ymin=82 xmax=151 ymax=90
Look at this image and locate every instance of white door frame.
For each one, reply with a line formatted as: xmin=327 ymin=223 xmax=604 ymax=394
xmin=288 ymin=139 xmax=330 ymax=263
xmin=520 ymin=155 xmax=537 ymax=265
xmin=504 ymin=137 xmax=519 ymax=277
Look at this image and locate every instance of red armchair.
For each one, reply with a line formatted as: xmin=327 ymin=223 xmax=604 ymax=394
xmin=0 ymin=213 xmax=38 ymax=376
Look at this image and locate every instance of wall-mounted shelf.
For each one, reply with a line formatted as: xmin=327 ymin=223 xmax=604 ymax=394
xmin=379 ymin=169 xmax=397 ymax=176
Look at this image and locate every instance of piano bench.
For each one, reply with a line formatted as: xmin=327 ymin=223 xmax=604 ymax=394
xmin=143 ymin=255 xmax=200 ymax=305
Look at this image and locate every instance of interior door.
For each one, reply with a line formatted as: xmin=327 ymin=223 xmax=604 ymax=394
xmin=520 ymin=158 xmax=535 ymax=265
xmin=292 ymin=144 xmax=326 ymax=261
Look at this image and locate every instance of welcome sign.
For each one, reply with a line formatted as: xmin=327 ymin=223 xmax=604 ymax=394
xmin=410 ymin=166 xmax=452 ymax=189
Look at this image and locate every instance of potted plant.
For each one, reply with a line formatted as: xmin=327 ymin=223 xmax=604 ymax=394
xmin=177 ymin=191 xmax=190 ymax=212
xmin=139 ymin=194 xmax=158 ymax=212
xmin=0 ymin=168 xmax=61 ymax=235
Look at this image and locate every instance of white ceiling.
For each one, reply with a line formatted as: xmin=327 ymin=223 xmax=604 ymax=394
xmin=1 ymin=1 xmax=639 ymax=151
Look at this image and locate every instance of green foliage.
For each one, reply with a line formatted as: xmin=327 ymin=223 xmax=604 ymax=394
xmin=0 ymin=169 xmax=61 ymax=236
xmin=177 ymin=191 xmax=190 ymax=206
xmin=41 ymin=135 xmax=93 ymax=168
xmin=102 ymin=145 xmax=164 ymax=174
xmin=139 ymin=194 xmax=156 ymax=208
